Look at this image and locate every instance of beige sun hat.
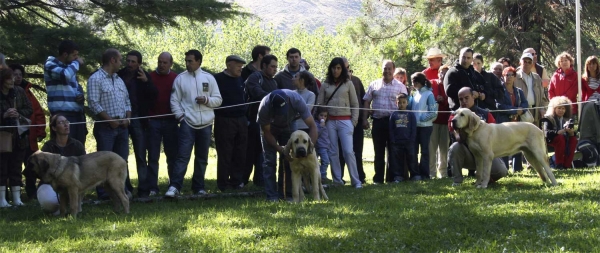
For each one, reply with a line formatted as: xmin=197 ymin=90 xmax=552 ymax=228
xmin=425 ymin=48 xmax=446 ymax=59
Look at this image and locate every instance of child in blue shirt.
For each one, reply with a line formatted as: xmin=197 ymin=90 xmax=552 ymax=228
xmin=389 ymin=93 xmax=418 ymax=182
xmin=314 ymin=108 xmax=331 ymax=182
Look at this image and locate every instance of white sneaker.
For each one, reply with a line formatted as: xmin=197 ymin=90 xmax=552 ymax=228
xmin=355 ymin=184 xmax=363 ymax=189
xmin=165 ymin=186 xmax=179 ymax=198
xmin=149 ymin=191 xmax=158 ymax=197
xmin=196 ymin=189 xmax=207 ymax=195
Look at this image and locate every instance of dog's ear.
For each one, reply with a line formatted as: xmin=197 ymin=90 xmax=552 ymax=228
xmin=284 ymin=137 xmax=294 ymax=158
xmin=464 ymin=111 xmax=481 ymax=135
xmin=307 ymin=138 xmax=314 ymax=155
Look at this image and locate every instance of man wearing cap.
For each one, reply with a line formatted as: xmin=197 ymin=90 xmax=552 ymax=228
xmin=514 ymin=52 xmax=547 ymax=127
xmin=166 ymin=49 xmax=222 ymax=197
xmin=213 ymin=55 xmax=248 ymax=192
xmin=257 ymin=89 xmax=318 ymax=201
xmin=523 ymin=48 xmax=551 ymax=89
xmin=423 ymin=48 xmax=445 ymax=81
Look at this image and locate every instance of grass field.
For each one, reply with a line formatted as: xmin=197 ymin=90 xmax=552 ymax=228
xmin=1 ymin=138 xmax=599 ymax=252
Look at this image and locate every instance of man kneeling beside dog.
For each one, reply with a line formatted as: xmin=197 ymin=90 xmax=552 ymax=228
xmin=448 ymin=87 xmax=557 ymax=188
xmin=28 ymin=114 xmax=129 ymax=217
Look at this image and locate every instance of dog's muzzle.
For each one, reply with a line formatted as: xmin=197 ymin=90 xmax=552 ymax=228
xmin=295 ymin=147 xmax=307 ymax=157
xmin=451 ymin=119 xmax=459 ymax=130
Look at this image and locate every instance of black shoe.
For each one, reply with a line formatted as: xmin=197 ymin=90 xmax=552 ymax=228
xmin=555 ymin=165 xmax=566 ymax=170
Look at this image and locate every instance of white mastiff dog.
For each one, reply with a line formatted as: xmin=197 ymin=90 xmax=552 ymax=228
xmin=284 ymin=130 xmax=328 ymax=203
xmin=451 ymin=108 xmax=557 ymax=188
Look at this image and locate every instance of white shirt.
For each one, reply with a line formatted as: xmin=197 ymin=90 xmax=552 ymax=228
xmin=522 ymin=71 xmax=535 ymax=107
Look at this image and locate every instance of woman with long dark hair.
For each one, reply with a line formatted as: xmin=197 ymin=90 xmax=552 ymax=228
xmin=315 ymin=57 xmax=361 ymax=188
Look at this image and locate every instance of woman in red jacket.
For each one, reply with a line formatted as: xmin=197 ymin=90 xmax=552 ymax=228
xmin=582 ymin=55 xmax=600 ymax=102
xmin=549 ymin=52 xmax=579 ymax=115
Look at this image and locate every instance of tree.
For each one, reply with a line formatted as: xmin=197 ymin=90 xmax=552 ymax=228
xmin=0 ymin=0 xmax=245 ymax=68
xmin=356 ymin=0 xmax=600 ymax=69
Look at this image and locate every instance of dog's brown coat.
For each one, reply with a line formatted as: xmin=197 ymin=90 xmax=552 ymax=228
xmin=29 ymin=151 xmax=130 ymax=217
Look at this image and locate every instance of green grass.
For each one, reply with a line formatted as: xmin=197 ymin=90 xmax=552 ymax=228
xmin=1 ymin=139 xmax=599 ymax=252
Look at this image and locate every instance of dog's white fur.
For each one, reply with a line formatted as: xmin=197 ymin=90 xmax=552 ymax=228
xmin=452 ymin=108 xmax=557 ymax=188
xmin=284 ymin=130 xmax=328 ymax=202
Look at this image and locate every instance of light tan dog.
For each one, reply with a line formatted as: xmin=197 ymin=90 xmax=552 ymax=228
xmin=284 ymin=130 xmax=328 ymax=203
xmin=451 ymin=108 xmax=558 ymax=188
xmin=29 ymin=151 xmax=130 ymax=217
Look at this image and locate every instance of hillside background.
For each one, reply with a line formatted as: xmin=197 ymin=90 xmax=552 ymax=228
xmin=235 ymin=0 xmax=363 ymax=33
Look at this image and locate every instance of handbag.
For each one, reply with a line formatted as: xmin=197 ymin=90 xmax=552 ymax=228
xmin=515 ymin=88 xmax=534 ymax=123
xmin=519 ymin=110 xmax=534 ymax=123
xmin=0 ymin=131 xmax=13 ymax=153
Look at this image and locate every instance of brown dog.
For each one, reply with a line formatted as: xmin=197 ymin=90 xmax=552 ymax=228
xmin=284 ymin=130 xmax=328 ymax=203
xmin=29 ymin=151 xmax=130 ymax=217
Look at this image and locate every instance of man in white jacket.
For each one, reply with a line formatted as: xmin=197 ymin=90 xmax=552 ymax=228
xmin=166 ymin=50 xmax=222 ymax=197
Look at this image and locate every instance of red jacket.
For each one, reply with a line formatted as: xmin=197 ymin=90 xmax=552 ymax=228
xmin=22 ymin=81 xmax=46 ymax=151
xmin=582 ymin=78 xmax=600 ymax=101
xmin=431 ymin=79 xmax=450 ymax=124
xmin=423 ymin=67 xmax=439 ymax=81
xmin=549 ymin=67 xmax=579 ymax=113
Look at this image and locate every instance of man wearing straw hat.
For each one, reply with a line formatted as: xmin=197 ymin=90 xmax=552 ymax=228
xmin=423 ymin=48 xmax=451 ymax=178
xmin=423 ymin=48 xmax=446 ymax=81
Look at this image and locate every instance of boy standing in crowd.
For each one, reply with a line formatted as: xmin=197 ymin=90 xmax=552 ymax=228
xmin=389 ymin=93 xmax=417 ymax=182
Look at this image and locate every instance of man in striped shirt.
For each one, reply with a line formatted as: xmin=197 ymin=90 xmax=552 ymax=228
xmin=44 ymin=40 xmax=87 ymax=145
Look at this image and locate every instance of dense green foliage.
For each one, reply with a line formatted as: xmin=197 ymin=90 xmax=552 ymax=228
xmin=358 ymin=0 xmax=600 ymax=70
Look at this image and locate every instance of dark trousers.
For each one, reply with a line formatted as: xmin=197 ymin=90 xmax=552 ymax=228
xmin=0 ymin=147 xmax=25 ymax=186
xmin=416 ymin=126 xmax=433 ymax=179
xmin=339 ymin=124 xmax=365 ymax=183
xmin=146 ymin=118 xmax=179 ymax=193
xmin=390 ymin=143 xmax=418 ymax=179
xmin=93 ymin=123 xmax=132 ymax=197
xmin=128 ymin=117 xmax=148 ymax=195
xmin=260 ymin=128 xmax=293 ymax=200
xmin=371 ymin=117 xmax=392 ymax=183
xmin=22 ymin=148 xmax=37 ymax=198
xmin=215 ymin=116 xmax=248 ymax=191
xmin=242 ymin=121 xmax=264 ymax=186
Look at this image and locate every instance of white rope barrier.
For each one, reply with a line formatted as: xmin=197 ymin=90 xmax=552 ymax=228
xmin=0 ymin=99 xmax=596 ymax=129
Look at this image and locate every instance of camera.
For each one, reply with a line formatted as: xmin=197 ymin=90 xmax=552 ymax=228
xmin=567 ymin=119 xmax=574 ymax=129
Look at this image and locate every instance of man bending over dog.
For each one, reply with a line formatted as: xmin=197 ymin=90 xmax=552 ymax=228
xmin=257 ymin=89 xmax=317 ymax=202
xmin=447 ymin=87 xmax=508 ymax=185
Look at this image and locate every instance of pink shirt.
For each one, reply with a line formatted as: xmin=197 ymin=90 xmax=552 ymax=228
xmin=363 ymin=78 xmax=407 ymax=119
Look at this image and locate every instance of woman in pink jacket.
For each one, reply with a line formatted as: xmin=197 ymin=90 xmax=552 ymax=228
xmin=549 ymin=52 xmax=579 ymax=115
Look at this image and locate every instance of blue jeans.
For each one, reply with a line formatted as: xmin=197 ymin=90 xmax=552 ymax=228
xmin=93 ymin=123 xmax=132 ymax=196
xmin=128 ymin=117 xmax=148 ymax=195
xmin=502 ymin=153 xmax=524 ymax=172
xmin=327 ymin=120 xmax=360 ymax=186
xmin=316 ymin=147 xmax=330 ymax=179
xmin=416 ymin=126 xmax=433 ymax=179
xmin=261 ymin=128 xmax=293 ymax=201
xmin=146 ymin=118 xmax=179 ymax=193
xmin=170 ymin=121 xmax=212 ymax=192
